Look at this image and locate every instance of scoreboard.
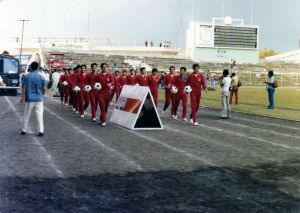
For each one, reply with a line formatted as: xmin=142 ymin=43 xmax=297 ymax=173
xmin=197 ymin=24 xmax=258 ymax=49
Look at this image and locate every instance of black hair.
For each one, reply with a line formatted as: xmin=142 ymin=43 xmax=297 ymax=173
xmin=140 ymin=67 xmax=146 ymax=72
xmin=180 ymin=67 xmax=187 ymax=71
xmin=91 ymin=63 xmax=97 ymax=68
xmin=231 ymin=73 xmax=236 ymax=77
xmin=81 ymin=64 xmax=87 ymax=69
xmin=62 ymin=68 xmax=66 ymax=71
xmin=152 ymin=68 xmax=158 ymax=73
xmin=169 ymin=66 xmax=175 ymax=70
xmin=223 ymin=69 xmax=229 ymax=76
xmin=115 ymin=70 xmax=119 ymax=74
xmin=122 ymin=70 xmax=127 ymax=73
xmin=30 ymin=62 xmax=39 ymax=70
xmin=192 ymin=64 xmax=200 ymax=69
xmin=130 ymin=68 xmax=135 ymax=72
xmin=68 ymin=68 xmax=72 ymax=71
xmin=100 ymin=63 xmax=108 ymax=69
xmin=268 ymin=70 xmax=274 ymax=77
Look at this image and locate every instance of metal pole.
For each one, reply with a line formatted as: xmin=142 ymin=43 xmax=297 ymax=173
xmin=17 ymin=19 xmax=29 ymax=65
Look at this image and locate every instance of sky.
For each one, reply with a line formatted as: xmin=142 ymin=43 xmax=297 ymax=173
xmin=0 ymin=0 xmax=299 ymax=52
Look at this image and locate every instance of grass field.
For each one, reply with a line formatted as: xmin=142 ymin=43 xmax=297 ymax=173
xmin=159 ymin=87 xmax=300 ymax=121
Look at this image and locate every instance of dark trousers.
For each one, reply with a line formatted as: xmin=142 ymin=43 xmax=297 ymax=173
xmin=268 ymin=88 xmax=275 ymax=109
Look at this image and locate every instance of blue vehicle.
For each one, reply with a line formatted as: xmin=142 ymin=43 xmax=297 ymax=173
xmin=0 ymin=55 xmax=20 ymax=95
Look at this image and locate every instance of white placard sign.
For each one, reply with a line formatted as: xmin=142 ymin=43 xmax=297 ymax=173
xmin=110 ymin=85 xmax=163 ymax=130
xmin=197 ymin=24 xmax=214 ymax=47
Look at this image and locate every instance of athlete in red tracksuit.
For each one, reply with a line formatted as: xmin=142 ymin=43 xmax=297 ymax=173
xmin=120 ymin=70 xmax=128 ymax=92
xmin=86 ymin=63 xmax=99 ymax=121
xmin=59 ymin=69 xmax=70 ymax=105
xmin=67 ymin=68 xmax=74 ymax=108
xmin=127 ymin=69 xmax=137 ymax=85
xmin=70 ymin=67 xmax=80 ymax=111
xmin=111 ymin=70 xmax=121 ymax=103
xmin=95 ymin=63 xmax=114 ymax=126
xmin=147 ymin=68 xmax=160 ymax=107
xmin=136 ymin=67 xmax=148 ymax=86
xmin=185 ymin=64 xmax=207 ymax=125
xmin=77 ymin=65 xmax=90 ymax=117
xmin=163 ymin=66 xmax=176 ymax=116
xmin=172 ymin=67 xmax=188 ymax=121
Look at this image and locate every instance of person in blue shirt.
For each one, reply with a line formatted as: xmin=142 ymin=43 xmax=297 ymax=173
xmin=20 ymin=62 xmax=47 ymax=136
xmin=265 ymin=70 xmax=275 ymax=109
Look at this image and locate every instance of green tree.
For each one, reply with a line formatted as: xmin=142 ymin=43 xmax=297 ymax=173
xmin=2 ymin=50 xmax=9 ymax=55
xmin=259 ymin=47 xmax=278 ymax=59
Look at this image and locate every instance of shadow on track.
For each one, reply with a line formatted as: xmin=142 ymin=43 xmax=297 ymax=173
xmin=0 ymin=160 xmax=299 ymax=213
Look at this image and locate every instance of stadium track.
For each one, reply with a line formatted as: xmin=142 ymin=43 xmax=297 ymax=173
xmin=0 ymin=94 xmax=299 ymax=213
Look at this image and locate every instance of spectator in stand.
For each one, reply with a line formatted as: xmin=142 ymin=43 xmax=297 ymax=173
xmin=265 ymin=70 xmax=276 ymax=109
xmin=220 ymin=69 xmax=231 ymax=118
xmin=150 ymin=41 xmax=153 ymax=47
xmin=145 ymin=40 xmax=148 ymax=47
xmin=159 ymin=41 xmax=162 ymax=47
xmin=230 ymin=73 xmax=239 ymax=105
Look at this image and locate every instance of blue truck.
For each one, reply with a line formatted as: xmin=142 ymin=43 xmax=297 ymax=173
xmin=0 ymin=55 xmax=20 ymax=96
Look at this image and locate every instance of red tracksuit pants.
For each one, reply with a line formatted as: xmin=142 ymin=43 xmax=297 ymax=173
xmin=174 ymin=92 xmax=187 ymax=119
xmin=229 ymin=86 xmax=239 ymax=105
xmin=111 ymin=87 xmax=120 ymax=103
xmin=163 ymin=89 xmax=175 ymax=112
xmin=90 ymin=90 xmax=98 ymax=119
xmin=190 ymin=91 xmax=202 ymax=122
xmin=98 ymin=92 xmax=111 ymax=122
xmin=150 ymin=89 xmax=158 ymax=107
xmin=79 ymin=91 xmax=90 ymax=115
xmin=61 ymin=86 xmax=69 ymax=104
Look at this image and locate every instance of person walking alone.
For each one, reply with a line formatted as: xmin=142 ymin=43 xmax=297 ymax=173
xmin=220 ymin=69 xmax=231 ymax=118
xmin=20 ymin=62 xmax=47 ymax=136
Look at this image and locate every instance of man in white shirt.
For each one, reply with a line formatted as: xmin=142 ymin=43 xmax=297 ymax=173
xmin=220 ymin=69 xmax=231 ymax=118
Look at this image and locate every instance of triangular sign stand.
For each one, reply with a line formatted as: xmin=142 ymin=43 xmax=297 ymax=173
xmin=110 ymin=85 xmax=163 ymax=130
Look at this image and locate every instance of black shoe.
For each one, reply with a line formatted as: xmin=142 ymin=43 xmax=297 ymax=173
xmin=38 ymin=133 xmax=44 ymax=137
xmin=20 ymin=131 xmax=26 ymax=135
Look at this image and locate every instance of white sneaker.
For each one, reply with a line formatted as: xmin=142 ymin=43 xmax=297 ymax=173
xmin=171 ymin=115 xmax=175 ymax=118
xmin=76 ymin=111 xmax=79 ymax=114
xmin=80 ymin=114 xmax=84 ymax=118
xmin=183 ymin=118 xmax=187 ymax=122
xmin=190 ymin=119 xmax=193 ymax=124
xmin=173 ymin=115 xmax=177 ymax=119
xmin=92 ymin=118 xmax=96 ymax=122
xmin=73 ymin=108 xmax=76 ymax=111
xmin=101 ymin=122 xmax=106 ymax=127
xmin=193 ymin=122 xmax=199 ymax=126
xmin=65 ymin=103 xmax=68 ymax=106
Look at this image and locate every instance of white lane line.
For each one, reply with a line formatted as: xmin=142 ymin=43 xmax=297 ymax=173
xmin=44 ymin=106 xmax=144 ymax=172
xmin=5 ymin=96 xmax=64 ymax=178
xmin=49 ymin=98 xmax=218 ymax=167
xmin=160 ymin=114 xmax=300 ymax=152
xmin=164 ymin=126 xmax=276 ymax=162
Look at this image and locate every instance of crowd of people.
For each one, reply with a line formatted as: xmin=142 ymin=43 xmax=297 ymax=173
xmin=19 ymin=61 xmax=278 ymax=135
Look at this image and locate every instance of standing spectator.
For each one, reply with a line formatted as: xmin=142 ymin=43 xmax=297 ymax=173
xmin=20 ymin=62 xmax=47 ymax=136
xmin=214 ymin=76 xmax=219 ymax=89
xmin=69 ymin=59 xmax=74 ymax=68
xmin=220 ymin=69 xmax=231 ymax=118
xmin=145 ymin=40 xmax=148 ymax=47
xmin=265 ymin=70 xmax=276 ymax=109
xmin=159 ymin=71 xmax=165 ymax=89
xmin=150 ymin=41 xmax=153 ymax=47
xmin=230 ymin=73 xmax=239 ymax=105
xmin=159 ymin=41 xmax=162 ymax=47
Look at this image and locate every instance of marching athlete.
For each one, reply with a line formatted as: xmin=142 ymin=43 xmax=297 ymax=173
xmin=111 ymin=70 xmax=121 ymax=103
xmin=120 ymin=69 xmax=128 ymax=92
xmin=172 ymin=67 xmax=188 ymax=121
xmin=70 ymin=66 xmax=81 ymax=112
xmin=86 ymin=63 xmax=99 ymax=121
xmin=147 ymin=68 xmax=160 ymax=107
xmin=95 ymin=63 xmax=114 ymax=127
xmin=163 ymin=66 xmax=176 ymax=117
xmin=59 ymin=69 xmax=70 ymax=105
xmin=136 ymin=67 xmax=148 ymax=86
xmin=77 ymin=64 xmax=90 ymax=118
xmin=67 ymin=68 xmax=74 ymax=108
xmin=127 ymin=68 xmax=137 ymax=85
xmin=185 ymin=64 xmax=207 ymax=126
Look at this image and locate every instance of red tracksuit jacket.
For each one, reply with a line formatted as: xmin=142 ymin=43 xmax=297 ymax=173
xmin=163 ymin=74 xmax=176 ymax=89
xmin=136 ymin=75 xmax=148 ymax=86
xmin=95 ymin=72 xmax=114 ymax=95
xmin=185 ymin=73 xmax=206 ymax=94
xmin=127 ymin=75 xmax=137 ymax=85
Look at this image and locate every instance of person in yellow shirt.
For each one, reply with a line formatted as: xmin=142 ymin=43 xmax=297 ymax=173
xmin=230 ymin=73 xmax=239 ymax=105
